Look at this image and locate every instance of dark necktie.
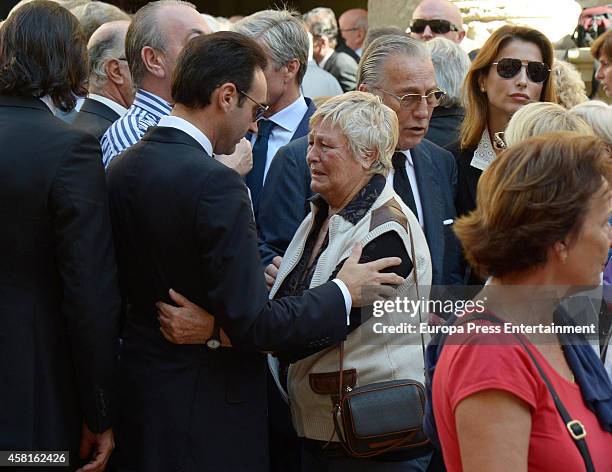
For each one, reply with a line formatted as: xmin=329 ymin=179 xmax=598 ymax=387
xmin=392 ymin=151 xmax=418 ymax=218
xmin=245 ymin=119 xmax=274 ymax=210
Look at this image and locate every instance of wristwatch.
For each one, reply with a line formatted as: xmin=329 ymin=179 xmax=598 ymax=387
xmin=205 ymin=322 xmax=221 ymax=350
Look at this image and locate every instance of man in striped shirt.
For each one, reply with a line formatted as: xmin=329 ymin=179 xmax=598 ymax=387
xmin=101 ymin=0 xmax=210 ymax=167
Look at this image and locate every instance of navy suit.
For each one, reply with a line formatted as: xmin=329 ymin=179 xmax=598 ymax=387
xmin=258 ymin=136 xmax=462 ymax=285
xmin=247 ymin=97 xmax=315 ymax=216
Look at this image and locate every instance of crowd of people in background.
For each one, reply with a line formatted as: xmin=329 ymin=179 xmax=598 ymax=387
xmin=1 ymin=0 xmax=612 ymax=471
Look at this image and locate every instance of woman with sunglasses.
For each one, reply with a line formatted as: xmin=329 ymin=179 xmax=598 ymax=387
xmin=448 ymin=25 xmax=555 ymax=283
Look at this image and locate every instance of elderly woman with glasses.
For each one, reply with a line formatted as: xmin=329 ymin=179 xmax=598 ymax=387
xmin=447 ymin=25 xmax=556 ymax=284
xmin=266 ymin=91 xmax=433 ymax=470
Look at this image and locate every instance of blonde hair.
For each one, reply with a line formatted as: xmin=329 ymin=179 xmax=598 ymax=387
xmin=552 ymin=60 xmax=588 ymax=109
xmin=505 ymin=102 xmax=593 ymax=147
xmin=570 ymin=101 xmax=612 ymax=144
xmin=460 ymin=25 xmax=556 ymax=150
xmin=310 ymin=91 xmax=399 ymax=176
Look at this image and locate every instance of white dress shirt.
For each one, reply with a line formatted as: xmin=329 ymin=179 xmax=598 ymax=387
xmin=355 ymin=47 xmax=363 ymax=57
xmin=157 ymin=115 xmax=213 ymax=156
xmin=250 ymin=95 xmax=308 ymax=183
xmin=88 ymin=93 xmax=128 ymax=117
xmin=386 ymin=149 xmax=425 ymax=227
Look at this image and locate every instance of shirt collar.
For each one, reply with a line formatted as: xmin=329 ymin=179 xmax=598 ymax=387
xmin=88 ymin=93 xmax=128 ymax=117
xmin=133 ymin=89 xmax=172 ymax=119
xmin=39 ymin=95 xmax=57 ymax=115
xmin=398 ymin=149 xmax=414 ymax=166
xmin=318 ymin=50 xmax=335 ymax=69
xmin=309 ymin=174 xmax=386 ymax=225
xmin=267 ymin=95 xmax=308 ymax=133
xmin=157 ymin=115 xmax=214 ymax=156
xmin=355 ymin=47 xmax=363 ymax=57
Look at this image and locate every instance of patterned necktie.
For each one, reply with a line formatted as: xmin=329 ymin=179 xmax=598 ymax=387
xmin=245 ymin=119 xmax=274 ymax=211
xmin=392 ymin=151 xmax=418 ymax=218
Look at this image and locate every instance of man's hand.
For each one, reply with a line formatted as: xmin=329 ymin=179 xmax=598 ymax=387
xmin=264 ymin=256 xmax=283 ymax=290
xmin=76 ymin=423 xmax=113 ymax=472
xmin=157 ymin=289 xmax=232 ymax=346
xmin=215 ymin=138 xmax=253 ymax=177
xmin=337 ymin=243 xmax=405 ymax=307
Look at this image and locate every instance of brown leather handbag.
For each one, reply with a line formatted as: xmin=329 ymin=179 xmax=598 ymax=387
xmin=331 ymin=224 xmax=430 ymax=458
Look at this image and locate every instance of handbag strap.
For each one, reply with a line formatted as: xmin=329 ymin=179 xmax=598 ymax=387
xmin=462 ymin=313 xmax=595 ymax=472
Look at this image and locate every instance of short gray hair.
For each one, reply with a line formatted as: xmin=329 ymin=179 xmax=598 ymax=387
xmin=426 ymin=37 xmax=470 ymax=108
xmin=505 ymin=102 xmax=594 ymax=147
xmin=126 ymin=0 xmax=195 ymax=88
xmin=70 ymin=1 xmax=130 ymax=40
xmin=303 ymin=7 xmax=338 ymax=48
xmin=358 ymin=34 xmax=430 ymax=88
xmin=232 ymin=10 xmax=309 ymax=85
xmin=310 ymin=91 xmax=398 ymax=176
xmin=570 ymin=101 xmax=612 ymax=144
xmin=88 ymin=27 xmax=125 ymax=88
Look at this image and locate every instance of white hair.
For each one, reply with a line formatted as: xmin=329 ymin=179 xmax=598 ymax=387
xmin=569 ymin=101 xmax=612 ymax=144
xmin=426 ymin=37 xmax=470 ymax=108
xmin=505 ymin=102 xmax=594 ymax=147
xmin=310 ymin=91 xmax=399 ymax=176
xmin=358 ymin=34 xmax=430 ymax=88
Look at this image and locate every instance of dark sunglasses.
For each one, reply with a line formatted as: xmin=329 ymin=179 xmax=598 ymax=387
xmin=237 ymin=89 xmax=269 ymax=121
xmin=409 ymin=19 xmax=459 ymax=34
xmin=492 ymin=58 xmax=551 ymax=83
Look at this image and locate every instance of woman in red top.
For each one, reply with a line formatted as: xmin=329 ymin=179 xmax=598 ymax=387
xmin=433 ymin=134 xmax=612 ymax=471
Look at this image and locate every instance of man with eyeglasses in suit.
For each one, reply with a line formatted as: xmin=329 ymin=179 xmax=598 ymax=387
xmin=409 ymin=0 xmax=466 ymax=44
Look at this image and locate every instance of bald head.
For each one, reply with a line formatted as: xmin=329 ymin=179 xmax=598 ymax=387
xmin=88 ymin=19 xmax=130 ymax=50
xmin=411 ymin=0 xmax=464 ymax=43
xmin=339 ymin=8 xmax=368 ymax=53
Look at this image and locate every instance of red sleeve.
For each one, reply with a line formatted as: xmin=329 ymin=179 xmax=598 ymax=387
xmin=443 ymin=339 xmax=544 ymax=413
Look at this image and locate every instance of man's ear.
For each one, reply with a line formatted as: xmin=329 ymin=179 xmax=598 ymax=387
xmin=284 ymin=58 xmax=300 ymax=83
xmin=141 ymin=46 xmax=166 ymax=79
xmin=104 ymin=58 xmax=126 ymax=86
xmin=457 ymin=30 xmax=466 ymax=43
xmin=358 ymin=83 xmax=369 ymax=92
xmin=215 ymin=82 xmax=237 ymax=113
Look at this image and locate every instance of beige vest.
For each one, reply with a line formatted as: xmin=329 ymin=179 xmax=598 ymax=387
xmin=269 ymin=183 xmax=432 ymax=441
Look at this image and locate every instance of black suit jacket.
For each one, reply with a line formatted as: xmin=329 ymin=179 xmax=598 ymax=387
xmin=71 ymin=97 xmax=121 ymax=141
xmin=0 ymin=96 xmax=120 ymax=453
xmin=425 ymin=106 xmax=465 ymax=149
xmin=257 ymin=136 xmax=462 ymax=285
xmin=106 ymin=126 xmax=347 ymax=472
xmin=322 ymin=51 xmax=358 ymax=92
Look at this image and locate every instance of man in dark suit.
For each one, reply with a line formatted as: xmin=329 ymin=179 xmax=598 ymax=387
xmin=233 ymin=10 xmax=316 ymax=216
xmin=304 ymin=7 xmax=358 ymax=93
xmin=260 ymin=35 xmax=462 ymax=287
xmin=0 ymin=3 xmax=120 ymax=471
xmin=71 ymin=20 xmax=133 ymax=140
xmin=107 ymin=32 xmax=404 ymax=472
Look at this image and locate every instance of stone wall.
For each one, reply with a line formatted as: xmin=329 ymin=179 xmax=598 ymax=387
xmin=368 ymin=0 xmax=610 ymax=48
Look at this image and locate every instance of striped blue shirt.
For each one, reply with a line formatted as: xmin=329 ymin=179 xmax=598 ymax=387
xmin=101 ymin=89 xmax=172 ymax=168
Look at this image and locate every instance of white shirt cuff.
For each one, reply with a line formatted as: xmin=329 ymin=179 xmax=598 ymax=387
xmin=332 ymin=278 xmax=352 ymax=325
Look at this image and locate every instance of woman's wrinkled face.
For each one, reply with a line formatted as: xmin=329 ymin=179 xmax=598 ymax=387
xmin=560 ymin=183 xmax=612 ymax=287
xmin=307 ymin=121 xmax=367 ymax=204
xmin=480 ymin=39 xmax=546 ymax=123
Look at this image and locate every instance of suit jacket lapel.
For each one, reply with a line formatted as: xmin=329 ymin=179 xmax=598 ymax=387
xmin=411 ymin=142 xmax=445 ymax=272
xmin=290 ymin=97 xmax=316 ymax=142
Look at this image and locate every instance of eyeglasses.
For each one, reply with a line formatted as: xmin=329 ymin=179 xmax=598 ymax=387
xmin=409 ymin=19 xmax=459 ymax=34
xmin=237 ymin=88 xmax=269 ymax=121
xmin=378 ymin=88 xmax=446 ymax=109
xmin=492 ymin=58 xmax=551 ymax=83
